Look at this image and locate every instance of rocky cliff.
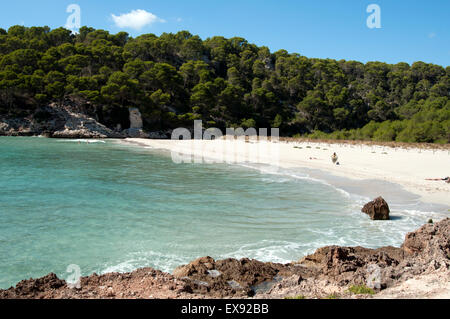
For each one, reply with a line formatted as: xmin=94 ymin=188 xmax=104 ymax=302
xmin=1 ymin=103 xmax=120 ymax=138
xmin=0 ymin=103 xmax=169 ymax=139
xmin=1 ymin=218 xmax=448 ymax=299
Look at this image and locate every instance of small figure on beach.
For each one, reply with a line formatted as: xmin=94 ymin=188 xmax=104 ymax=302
xmin=425 ymin=176 xmax=450 ymax=183
xmin=331 ymin=152 xmax=338 ymax=165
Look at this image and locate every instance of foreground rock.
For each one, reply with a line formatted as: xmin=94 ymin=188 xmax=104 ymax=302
xmin=261 ymin=217 xmax=449 ymax=299
xmin=172 ymin=256 xmax=296 ymax=297
xmin=1 ymin=218 xmax=448 ymax=299
xmin=0 ymin=268 xmax=193 ymax=299
xmin=361 ymin=196 xmax=390 ymax=220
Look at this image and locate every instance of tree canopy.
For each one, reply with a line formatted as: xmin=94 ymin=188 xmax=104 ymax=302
xmin=0 ymin=26 xmax=448 ymax=143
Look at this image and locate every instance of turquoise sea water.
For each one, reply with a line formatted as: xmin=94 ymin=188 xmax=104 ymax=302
xmin=0 ymin=137 xmax=448 ymax=289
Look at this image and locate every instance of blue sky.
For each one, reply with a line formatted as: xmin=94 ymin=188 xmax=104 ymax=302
xmin=1 ymin=0 xmax=449 ymax=66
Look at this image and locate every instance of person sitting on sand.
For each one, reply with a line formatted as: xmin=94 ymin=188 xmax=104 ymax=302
xmin=425 ymin=176 xmax=449 ymax=182
xmin=331 ymin=152 xmax=338 ymax=165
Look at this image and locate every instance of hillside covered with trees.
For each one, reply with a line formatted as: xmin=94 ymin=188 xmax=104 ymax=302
xmin=0 ymin=26 xmax=449 ymax=143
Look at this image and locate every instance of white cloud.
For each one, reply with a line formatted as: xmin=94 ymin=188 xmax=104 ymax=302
xmin=428 ymin=32 xmax=437 ymax=39
xmin=111 ymin=9 xmax=165 ymax=30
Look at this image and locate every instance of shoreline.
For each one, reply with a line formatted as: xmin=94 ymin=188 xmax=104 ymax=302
xmin=121 ymin=138 xmax=450 ymax=207
xmin=0 ymin=137 xmax=448 ymax=299
xmin=1 ymin=218 xmax=449 ymax=299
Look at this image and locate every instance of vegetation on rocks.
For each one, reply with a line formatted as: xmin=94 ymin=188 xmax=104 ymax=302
xmin=284 ymin=295 xmax=306 ymax=299
xmin=348 ymin=285 xmax=376 ymax=295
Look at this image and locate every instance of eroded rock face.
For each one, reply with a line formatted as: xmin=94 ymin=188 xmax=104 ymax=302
xmin=362 ymin=197 xmax=390 ymax=220
xmin=0 ymin=268 xmax=189 ymax=299
xmin=0 ymin=273 xmax=66 ymax=299
xmin=172 ymin=256 xmax=290 ymax=297
xmin=402 ymin=218 xmax=450 ymax=258
xmin=0 ymin=102 xmax=172 ymax=139
xmin=0 ymin=103 xmax=123 ymax=138
xmin=295 ymin=244 xmax=404 ymax=290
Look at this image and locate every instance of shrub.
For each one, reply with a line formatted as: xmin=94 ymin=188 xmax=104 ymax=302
xmin=348 ymin=285 xmax=375 ymax=295
xmin=240 ymin=118 xmax=256 ymax=129
xmin=284 ymin=295 xmax=306 ymax=299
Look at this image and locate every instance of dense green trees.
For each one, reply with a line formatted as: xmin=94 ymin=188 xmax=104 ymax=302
xmin=0 ymin=26 xmax=448 ymax=143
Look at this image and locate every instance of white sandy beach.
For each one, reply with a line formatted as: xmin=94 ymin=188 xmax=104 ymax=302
xmin=123 ymin=138 xmax=450 ymax=207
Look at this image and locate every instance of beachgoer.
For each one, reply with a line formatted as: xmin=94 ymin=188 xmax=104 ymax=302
xmin=331 ymin=152 xmax=338 ymax=165
xmin=426 ymin=177 xmax=450 ymax=181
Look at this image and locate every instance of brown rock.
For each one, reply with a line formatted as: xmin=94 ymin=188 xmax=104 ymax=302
xmin=361 ymin=196 xmax=390 ymax=220
xmin=402 ymin=217 xmax=450 ymax=257
xmin=172 ymin=256 xmax=215 ymax=278
xmin=172 ymin=256 xmax=289 ymax=297
xmin=0 ymin=273 xmax=66 ymax=299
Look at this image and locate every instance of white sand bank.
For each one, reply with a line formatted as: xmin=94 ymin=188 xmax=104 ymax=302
xmin=123 ymin=138 xmax=450 ymax=206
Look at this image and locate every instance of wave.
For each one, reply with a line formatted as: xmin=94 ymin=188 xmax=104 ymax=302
xmin=237 ymin=162 xmax=357 ymax=200
xmin=59 ymin=139 xmax=106 ymax=144
xmin=234 ymin=162 xmax=448 ymax=220
xmin=100 ymin=251 xmax=188 ymax=275
xmin=219 ymin=239 xmax=346 ymax=264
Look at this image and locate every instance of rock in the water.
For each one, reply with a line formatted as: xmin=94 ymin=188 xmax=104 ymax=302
xmin=361 ymin=196 xmax=390 ymax=220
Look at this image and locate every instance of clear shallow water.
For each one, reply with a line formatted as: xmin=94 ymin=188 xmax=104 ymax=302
xmin=0 ymin=137 xmax=448 ymax=289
